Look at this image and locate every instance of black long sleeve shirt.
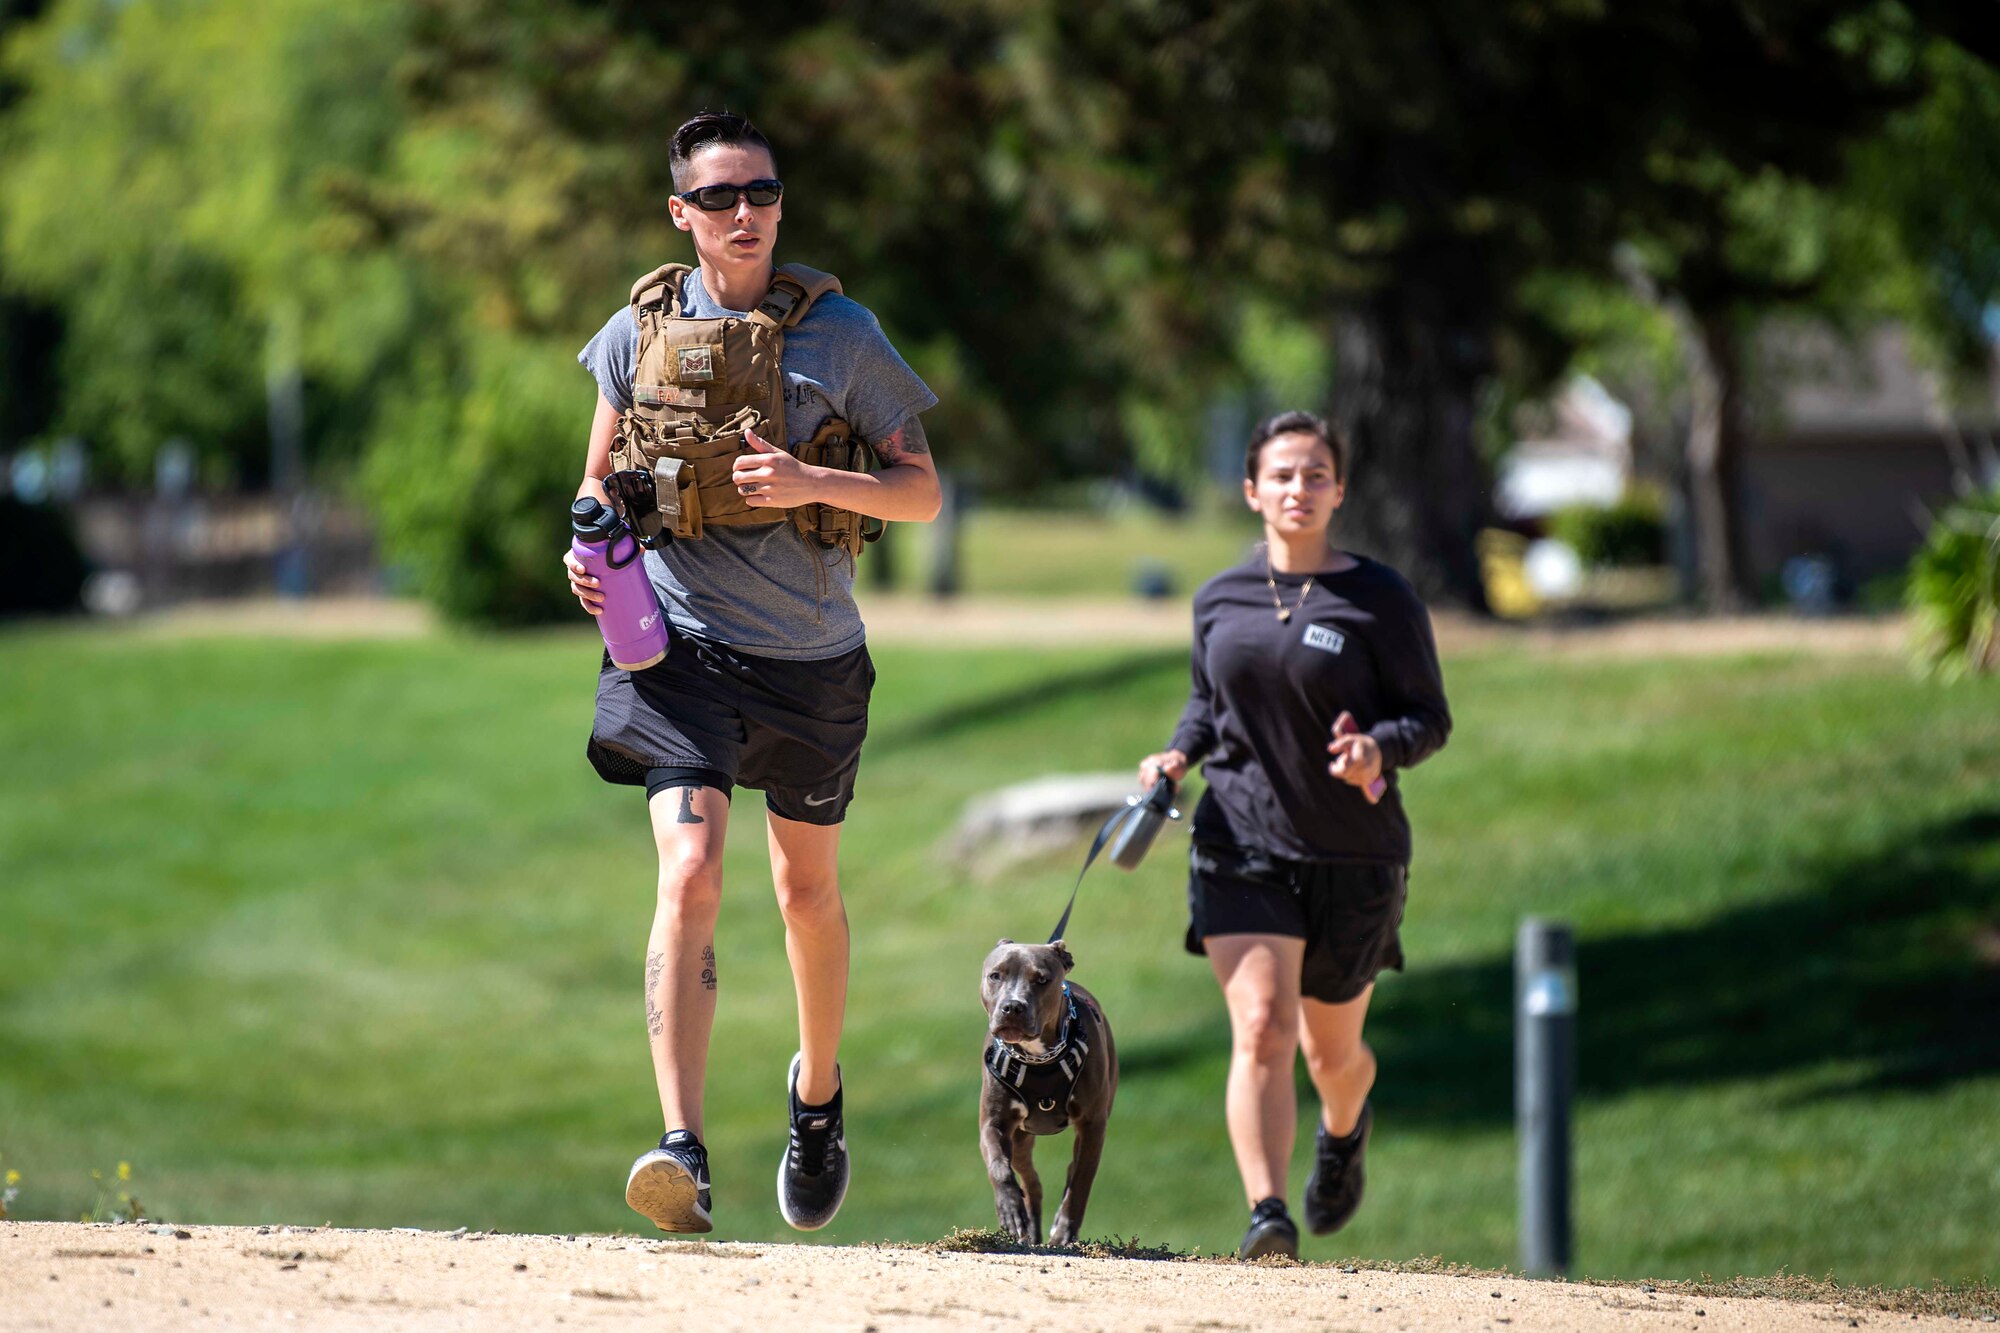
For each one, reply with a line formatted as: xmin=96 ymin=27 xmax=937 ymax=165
xmin=1168 ymin=555 xmax=1452 ymax=866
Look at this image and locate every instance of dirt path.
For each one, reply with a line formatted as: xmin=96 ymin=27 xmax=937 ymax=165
xmin=115 ymin=593 xmax=1911 ymax=659
xmin=3 ymin=1222 xmax=1978 ymax=1333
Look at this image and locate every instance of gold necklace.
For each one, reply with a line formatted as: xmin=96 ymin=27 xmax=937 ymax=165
xmin=1265 ymin=552 xmax=1314 ymax=623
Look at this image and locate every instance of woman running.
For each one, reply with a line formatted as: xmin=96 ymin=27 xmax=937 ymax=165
xmin=1136 ymin=410 xmax=1452 ymax=1259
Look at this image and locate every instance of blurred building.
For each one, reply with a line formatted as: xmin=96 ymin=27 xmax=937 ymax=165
xmin=1494 ymin=375 xmax=1634 ymax=522
xmin=1746 ymin=323 xmax=1997 ymax=590
xmin=1500 ymin=327 xmax=1997 ymax=597
xmin=71 ymin=491 xmax=379 ymax=609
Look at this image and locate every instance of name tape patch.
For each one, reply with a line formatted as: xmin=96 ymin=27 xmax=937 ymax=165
xmin=1302 ymin=623 xmax=1347 ymax=655
xmin=636 ymin=384 xmax=707 ymax=408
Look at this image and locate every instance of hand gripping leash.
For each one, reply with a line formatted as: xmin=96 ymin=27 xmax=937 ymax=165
xmin=1045 ymin=777 xmax=1182 ymax=943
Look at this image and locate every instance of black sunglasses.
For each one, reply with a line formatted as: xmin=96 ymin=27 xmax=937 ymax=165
xmin=675 ymin=178 xmax=784 ymax=212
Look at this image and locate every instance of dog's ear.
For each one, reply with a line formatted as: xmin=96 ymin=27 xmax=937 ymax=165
xmin=997 ymin=937 xmax=1013 ymax=946
xmin=1051 ymin=939 xmax=1075 ymax=972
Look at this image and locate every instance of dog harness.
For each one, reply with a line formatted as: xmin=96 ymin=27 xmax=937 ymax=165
xmin=986 ymin=984 xmax=1097 ymax=1135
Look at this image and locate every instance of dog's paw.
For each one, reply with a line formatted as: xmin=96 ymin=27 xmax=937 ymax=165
xmin=1048 ymin=1215 xmax=1081 ymax=1247
xmin=996 ymin=1195 xmax=1036 ymax=1244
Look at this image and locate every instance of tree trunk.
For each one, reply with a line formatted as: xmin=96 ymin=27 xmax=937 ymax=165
xmin=1330 ymin=299 xmax=1493 ymax=614
xmin=1683 ymin=313 xmax=1756 ymax=612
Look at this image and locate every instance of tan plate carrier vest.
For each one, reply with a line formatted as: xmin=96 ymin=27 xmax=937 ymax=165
xmin=609 ymin=262 xmax=878 ymax=558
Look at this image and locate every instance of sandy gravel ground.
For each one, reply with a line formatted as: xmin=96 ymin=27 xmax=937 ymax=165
xmin=2 ymin=1222 xmax=1978 ymax=1333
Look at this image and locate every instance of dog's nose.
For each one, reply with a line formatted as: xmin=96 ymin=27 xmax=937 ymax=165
xmin=997 ymin=998 xmax=1028 ymax=1019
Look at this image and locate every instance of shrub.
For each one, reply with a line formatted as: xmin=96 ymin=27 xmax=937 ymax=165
xmin=361 ymin=337 xmax=582 ymax=627
xmin=1906 ymin=487 xmax=2000 ymax=679
xmin=0 ymin=496 xmax=88 ymax=617
xmin=1549 ymin=490 xmax=1668 ymax=568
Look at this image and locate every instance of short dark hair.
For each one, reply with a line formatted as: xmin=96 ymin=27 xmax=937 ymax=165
xmin=669 ymin=112 xmax=776 ymax=192
xmin=1246 ymin=410 xmax=1346 ymax=482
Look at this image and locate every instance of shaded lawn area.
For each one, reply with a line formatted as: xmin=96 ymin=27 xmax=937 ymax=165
xmin=0 ymin=621 xmax=1995 ymax=1287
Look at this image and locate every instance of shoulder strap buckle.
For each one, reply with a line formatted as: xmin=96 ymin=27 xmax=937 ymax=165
xmin=750 ymin=263 xmax=843 ymax=331
xmin=755 ymin=284 xmax=803 ymax=326
xmin=630 ymin=263 xmax=693 ymax=315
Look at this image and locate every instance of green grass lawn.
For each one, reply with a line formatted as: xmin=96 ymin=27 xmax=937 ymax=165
xmin=1 ymin=619 xmax=1996 ymax=1288
xmin=871 ymin=505 xmax=1262 ymax=598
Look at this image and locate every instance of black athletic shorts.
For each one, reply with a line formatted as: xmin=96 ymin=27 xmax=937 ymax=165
xmin=1185 ymin=840 xmax=1407 ymax=1004
xmin=586 ymin=633 xmax=874 ymax=826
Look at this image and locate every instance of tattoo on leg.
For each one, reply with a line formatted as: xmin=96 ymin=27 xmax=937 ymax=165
xmin=700 ymin=944 xmax=717 ymax=992
xmin=644 ymin=950 xmax=665 ymax=1039
xmin=677 ymin=786 xmax=705 ymax=825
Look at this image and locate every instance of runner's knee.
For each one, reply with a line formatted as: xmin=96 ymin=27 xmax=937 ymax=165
xmin=1232 ymin=1001 xmax=1299 ymax=1066
xmin=657 ymin=854 xmax=723 ymax=916
xmin=1304 ymin=1036 xmax=1374 ymax=1086
xmin=773 ymin=873 xmax=844 ymax=928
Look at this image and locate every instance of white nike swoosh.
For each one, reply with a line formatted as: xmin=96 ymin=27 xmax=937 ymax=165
xmin=802 ymin=793 xmax=839 ymax=807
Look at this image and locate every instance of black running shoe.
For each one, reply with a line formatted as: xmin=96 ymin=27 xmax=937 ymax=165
xmin=777 ymin=1052 xmax=849 ymax=1231
xmin=625 ymin=1129 xmax=712 ymax=1234
xmin=1238 ymin=1196 xmax=1300 ymax=1260
xmin=1303 ymin=1100 xmax=1372 ymax=1236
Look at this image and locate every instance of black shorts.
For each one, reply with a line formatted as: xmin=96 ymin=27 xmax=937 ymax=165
xmin=586 ymin=633 xmax=874 ymax=826
xmin=1185 ymin=841 xmax=1407 ymax=1004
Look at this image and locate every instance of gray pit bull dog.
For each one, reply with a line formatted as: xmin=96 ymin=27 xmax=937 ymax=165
xmin=979 ymin=937 xmax=1118 ymax=1246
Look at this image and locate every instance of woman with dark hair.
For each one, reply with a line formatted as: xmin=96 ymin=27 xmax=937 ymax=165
xmin=1136 ymin=410 xmax=1452 ymax=1259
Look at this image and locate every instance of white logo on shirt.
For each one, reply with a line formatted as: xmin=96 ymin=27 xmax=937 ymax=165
xmin=1303 ymin=623 xmax=1346 ymax=654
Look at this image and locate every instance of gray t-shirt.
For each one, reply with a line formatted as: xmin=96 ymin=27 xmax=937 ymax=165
xmin=578 ymin=267 xmax=936 ymax=660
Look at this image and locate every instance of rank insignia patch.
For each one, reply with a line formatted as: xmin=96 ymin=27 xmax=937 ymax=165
xmin=676 ymin=345 xmax=717 ymax=383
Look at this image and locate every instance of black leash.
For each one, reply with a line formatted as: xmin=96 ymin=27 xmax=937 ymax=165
xmin=1046 ymin=778 xmax=1180 ymax=943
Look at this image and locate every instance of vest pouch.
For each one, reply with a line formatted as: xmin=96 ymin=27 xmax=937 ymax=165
xmin=652 ymin=456 xmax=698 ymax=541
xmin=624 ymin=414 xmax=787 ymax=532
xmin=682 ymin=426 xmax=785 ymax=529
xmin=611 ymin=415 xmax=705 ymax=538
xmin=792 ymin=418 xmax=872 ymax=557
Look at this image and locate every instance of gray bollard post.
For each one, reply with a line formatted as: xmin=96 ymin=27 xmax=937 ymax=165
xmin=929 ymin=470 xmax=964 ymax=599
xmin=1516 ymin=917 xmax=1576 ymax=1277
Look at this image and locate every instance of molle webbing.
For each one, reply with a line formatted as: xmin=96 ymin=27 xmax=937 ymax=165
xmin=611 ymin=263 xmax=874 ymax=554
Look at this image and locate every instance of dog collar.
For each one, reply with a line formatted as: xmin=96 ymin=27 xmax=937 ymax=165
xmin=987 ymin=985 xmax=1092 ymax=1119
xmin=998 ymin=985 xmax=1078 ymax=1066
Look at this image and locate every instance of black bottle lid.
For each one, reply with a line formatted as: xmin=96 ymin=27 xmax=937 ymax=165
xmin=571 ymin=496 xmax=621 ymax=541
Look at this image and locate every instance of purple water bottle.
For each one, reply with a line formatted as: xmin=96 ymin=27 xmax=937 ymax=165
xmin=571 ymin=497 xmax=670 ymax=671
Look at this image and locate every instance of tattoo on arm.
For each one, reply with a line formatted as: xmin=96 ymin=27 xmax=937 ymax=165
xmin=873 ymin=416 xmax=930 ymax=463
xmin=700 ymin=944 xmax=717 ymax=992
xmin=677 ymin=786 xmax=705 ymax=825
xmin=644 ymin=951 xmax=665 ymax=1038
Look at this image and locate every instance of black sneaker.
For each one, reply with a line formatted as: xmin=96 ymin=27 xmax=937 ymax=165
xmin=625 ymin=1129 xmax=712 ymax=1234
xmin=1303 ymin=1100 xmax=1372 ymax=1235
xmin=1239 ymin=1196 xmax=1299 ymax=1260
xmin=776 ymin=1052 xmax=849 ymax=1231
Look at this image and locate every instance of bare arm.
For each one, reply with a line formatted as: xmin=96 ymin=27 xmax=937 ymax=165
xmin=734 ymin=415 xmax=944 ymax=524
xmin=563 ymin=390 xmax=622 ymax=615
xmin=576 ymin=391 xmax=619 ymax=506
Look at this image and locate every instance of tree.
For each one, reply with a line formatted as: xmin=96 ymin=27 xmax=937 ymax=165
xmin=8 ymin=0 xmax=1998 ymax=622
xmin=0 ymin=0 xmax=417 ymax=483
xmin=0 ymin=0 xmax=60 ymax=459
xmin=989 ymin=1 xmax=2000 ymax=611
